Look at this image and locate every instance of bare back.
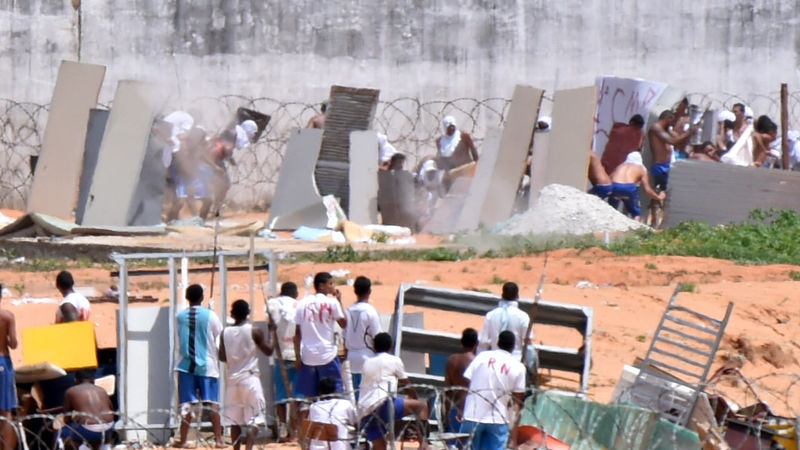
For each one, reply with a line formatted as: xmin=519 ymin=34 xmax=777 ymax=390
xmin=588 ymin=151 xmax=611 ymax=186
xmin=445 ymin=351 xmax=474 ymax=409
xmin=648 ymin=122 xmax=673 ymax=164
xmin=0 ymin=310 xmax=17 ymax=356
xmin=610 ymin=163 xmax=645 ymax=185
xmin=64 ymin=383 xmax=114 ymax=424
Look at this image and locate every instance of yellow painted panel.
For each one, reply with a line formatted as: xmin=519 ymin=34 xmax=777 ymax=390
xmin=22 ymin=321 xmax=97 ymax=370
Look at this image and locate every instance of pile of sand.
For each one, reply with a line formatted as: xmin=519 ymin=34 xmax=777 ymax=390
xmin=497 ymin=184 xmax=648 ymax=235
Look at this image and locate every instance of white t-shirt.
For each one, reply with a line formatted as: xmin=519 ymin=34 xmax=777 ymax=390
xmin=294 ymin=293 xmax=345 ymax=366
xmin=478 ymin=300 xmax=531 ymax=359
xmin=357 ymin=352 xmax=406 ymax=418
xmin=462 ymin=349 xmax=526 ymax=424
xmin=308 ymin=397 xmax=357 ymax=450
xmin=267 ymin=295 xmax=298 ymax=361
xmin=59 ymin=291 xmax=91 ymax=321
xmin=344 ymin=302 xmax=382 ymax=374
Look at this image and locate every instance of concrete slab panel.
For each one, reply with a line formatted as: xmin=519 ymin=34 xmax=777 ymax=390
xmin=75 ymin=109 xmax=109 ymax=224
xmin=377 ymin=170 xmax=417 ymax=229
xmin=27 ymin=61 xmax=106 ymax=218
xmin=268 ymin=129 xmax=327 ymax=230
xmin=545 ymin=87 xmax=596 ymax=191
xmin=529 ymin=130 xmax=551 ymax=207
xmin=316 ymin=85 xmax=380 ymax=214
xmin=348 ymin=130 xmax=379 ymax=224
xmin=664 ymin=160 xmax=800 ymax=228
xmin=82 ymin=81 xmax=161 ymax=226
xmin=456 ymin=129 xmax=501 ymax=230
xmin=126 ymin=133 xmax=167 ymax=226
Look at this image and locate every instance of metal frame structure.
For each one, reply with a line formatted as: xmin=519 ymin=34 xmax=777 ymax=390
xmin=391 ymin=283 xmax=594 ymax=395
xmin=111 ymin=249 xmax=277 ymax=441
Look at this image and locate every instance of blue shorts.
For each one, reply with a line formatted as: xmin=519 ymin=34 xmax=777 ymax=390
xmin=609 ymin=183 xmax=642 ymax=218
xmin=352 ymin=373 xmax=362 ymax=401
xmin=588 ymin=184 xmax=612 ymax=201
xmin=294 ymin=358 xmax=342 ymax=399
xmin=0 ymin=356 xmax=16 ymax=411
xmin=651 ymin=162 xmax=670 ymax=190
xmin=273 ymin=361 xmax=298 ymax=403
xmin=178 ymin=371 xmax=219 ymax=404
xmin=360 ymin=397 xmax=405 ymax=442
xmin=459 ymin=421 xmax=509 ymax=450
xmin=59 ymin=423 xmax=114 ymax=444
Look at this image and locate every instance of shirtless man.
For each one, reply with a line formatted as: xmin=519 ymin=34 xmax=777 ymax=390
xmin=0 ymin=284 xmax=17 ymax=450
xmin=609 ymin=152 xmax=666 ymax=221
xmin=60 ymin=370 xmax=115 ymax=450
xmin=588 ymin=150 xmax=613 ymax=201
xmin=306 ymin=101 xmax=327 ymax=129
xmin=689 ymin=141 xmax=721 ymax=162
xmin=444 ymin=328 xmax=478 ymax=441
xmin=648 ymin=110 xmax=694 ymax=192
xmin=752 ymin=115 xmax=779 ymax=167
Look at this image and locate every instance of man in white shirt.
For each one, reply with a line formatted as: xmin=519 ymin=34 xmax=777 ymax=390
xmin=344 ymin=276 xmax=382 ymax=399
xmin=358 ymin=333 xmax=428 ymax=450
xmin=460 ymin=330 xmax=527 ymax=450
xmin=293 ymin=272 xmax=347 ymax=442
xmin=55 ymin=271 xmax=90 ymax=323
xmin=478 ymin=282 xmax=531 ymax=359
xmin=267 ymin=281 xmax=299 ymax=441
xmin=219 ymin=300 xmax=273 ymax=450
xmin=308 ymin=376 xmax=357 ymax=450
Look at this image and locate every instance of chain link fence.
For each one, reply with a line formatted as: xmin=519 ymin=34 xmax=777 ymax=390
xmin=1 ymin=91 xmax=797 ymax=211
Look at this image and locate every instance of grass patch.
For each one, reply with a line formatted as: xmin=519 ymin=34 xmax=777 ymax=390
xmin=645 ymin=263 xmax=657 ymax=270
xmin=679 ymin=283 xmax=697 ymax=293
xmin=790 ymin=271 xmax=800 ymax=281
xmin=490 ymin=274 xmax=506 ymax=285
xmin=433 ymin=275 xmax=442 ymax=282
xmin=636 ymin=335 xmax=647 ymax=343
xmin=522 ymin=262 xmax=533 ymax=271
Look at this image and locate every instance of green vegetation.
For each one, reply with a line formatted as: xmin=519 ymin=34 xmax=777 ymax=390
xmin=645 ymin=263 xmax=657 ymax=270
xmin=522 ymin=261 xmax=533 ymax=271
xmin=636 ymin=335 xmax=647 ymax=343
xmin=679 ymin=283 xmax=697 ymax=293
xmin=490 ymin=274 xmax=506 ymax=285
xmin=790 ymin=271 xmax=800 ymax=281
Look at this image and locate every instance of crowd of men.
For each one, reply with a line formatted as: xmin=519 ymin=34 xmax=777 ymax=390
xmin=588 ymin=100 xmax=799 ymax=223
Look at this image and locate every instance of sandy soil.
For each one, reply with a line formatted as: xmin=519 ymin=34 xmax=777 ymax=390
xmin=3 ymin=247 xmax=800 ymax=421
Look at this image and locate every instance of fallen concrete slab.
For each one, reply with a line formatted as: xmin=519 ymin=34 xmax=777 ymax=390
xmin=27 ymin=61 xmax=106 ymax=219
xmin=268 ymin=129 xmax=327 ymax=230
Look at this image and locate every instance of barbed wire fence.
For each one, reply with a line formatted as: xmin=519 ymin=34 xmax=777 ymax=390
xmin=0 ymin=91 xmax=798 ymax=212
xmin=7 ymin=371 xmax=800 ymax=449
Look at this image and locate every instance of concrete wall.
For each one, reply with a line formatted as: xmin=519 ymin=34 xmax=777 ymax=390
xmin=2 ymin=0 xmax=798 ymax=107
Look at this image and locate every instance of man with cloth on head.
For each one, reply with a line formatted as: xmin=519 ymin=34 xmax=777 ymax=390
xmin=608 ymin=151 xmax=666 ymax=221
xmin=436 ymin=116 xmax=479 ymax=172
xmin=219 ymin=299 xmax=274 ymax=450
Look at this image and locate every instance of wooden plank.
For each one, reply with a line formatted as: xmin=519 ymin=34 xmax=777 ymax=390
xmin=664 ymin=160 xmax=800 ymax=227
xmin=544 ymin=87 xmax=596 ymax=191
xmin=82 ymin=81 xmax=161 ymax=226
xmin=348 ymin=130 xmax=379 ymax=224
xmin=27 ymin=61 xmax=106 ymax=218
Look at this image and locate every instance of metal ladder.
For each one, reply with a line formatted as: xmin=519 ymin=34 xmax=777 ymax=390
xmin=627 ymin=283 xmax=734 ymax=426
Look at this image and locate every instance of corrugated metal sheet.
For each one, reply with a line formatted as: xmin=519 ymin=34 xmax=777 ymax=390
xmin=664 ymin=160 xmax=800 ymax=228
xmin=315 ymin=85 xmax=380 ymax=214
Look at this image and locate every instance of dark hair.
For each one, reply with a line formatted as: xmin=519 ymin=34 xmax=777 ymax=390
xmin=353 ymin=276 xmax=371 ymax=297
xmin=0 ymin=283 xmax=3 ymax=299
xmin=56 ymin=271 xmax=74 ymax=290
xmin=629 ymin=114 xmax=645 ymax=128
xmin=313 ymin=272 xmax=333 ymax=291
xmin=186 ymin=284 xmax=204 ymax=304
xmin=373 ymin=332 xmax=393 ymax=353
xmin=461 ymin=328 xmax=478 ymax=348
xmin=320 ymin=101 xmax=328 ymax=113
xmin=755 ymin=115 xmax=777 ymax=134
xmin=60 ymin=303 xmax=79 ymax=323
xmin=318 ymin=376 xmax=336 ymax=396
xmin=733 ymin=103 xmax=745 ymax=113
xmin=231 ymin=299 xmax=250 ymax=321
xmin=498 ymin=330 xmax=515 ymax=352
xmin=658 ymin=110 xmax=675 ymax=121
xmin=390 ymin=153 xmax=406 ymax=165
xmin=280 ymin=282 xmax=298 ymax=299
xmin=501 ymin=282 xmax=519 ymax=300
xmin=75 ymin=369 xmax=96 ymax=383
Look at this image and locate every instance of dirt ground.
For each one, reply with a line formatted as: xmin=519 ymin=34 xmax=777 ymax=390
xmin=4 ymin=247 xmax=800 ymax=421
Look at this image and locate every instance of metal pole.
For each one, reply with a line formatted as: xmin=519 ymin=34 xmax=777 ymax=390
xmin=267 ymin=251 xmax=278 ymax=297
xmin=248 ymin=232 xmax=255 ymax=313
xmin=781 ymin=83 xmax=790 ymax=170
xmin=117 ymin=259 xmax=129 ymax=433
xmin=167 ymin=257 xmax=177 ymax=428
xmin=218 ymin=254 xmax=228 ymax=415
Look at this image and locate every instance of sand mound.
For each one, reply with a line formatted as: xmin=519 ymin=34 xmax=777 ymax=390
xmin=497 ymin=184 xmax=649 ymax=235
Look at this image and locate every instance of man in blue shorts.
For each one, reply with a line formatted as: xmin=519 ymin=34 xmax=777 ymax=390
xmin=174 ymin=284 xmax=224 ymax=448
xmin=267 ymin=281 xmax=300 ymax=441
xmin=293 ymin=272 xmax=347 ymax=441
xmin=0 ymin=283 xmax=17 ymax=448
xmin=60 ymin=369 xmax=115 ymax=450
xmin=358 ymin=333 xmax=429 ymax=450
xmin=608 ymin=151 xmax=666 ymax=221
xmin=588 ymin=149 xmax=613 ymax=201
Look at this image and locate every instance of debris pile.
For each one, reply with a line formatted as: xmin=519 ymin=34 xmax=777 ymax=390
xmin=496 ymin=184 xmax=648 ymax=236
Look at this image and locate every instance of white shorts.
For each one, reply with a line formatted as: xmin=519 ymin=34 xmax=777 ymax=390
xmin=223 ymin=375 xmax=266 ymax=426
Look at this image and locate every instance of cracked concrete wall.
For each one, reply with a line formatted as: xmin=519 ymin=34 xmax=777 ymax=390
xmin=1 ymin=0 xmax=799 ymax=106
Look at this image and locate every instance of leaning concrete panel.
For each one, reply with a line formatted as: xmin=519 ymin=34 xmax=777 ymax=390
xmin=664 ymin=160 xmax=800 ymax=228
xmin=82 ymin=81 xmax=161 ymax=226
xmin=348 ymin=130 xmax=379 ymax=224
xmin=456 ymin=129 xmax=502 ymax=230
xmin=27 ymin=60 xmax=106 ymax=218
xmin=126 ymin=132 xmax=167 ymax=226
xmin=315 ymin=85 xmax=380 ymax=214
xmin=421 ymin=177 xmax=471 ymax=234
xmin=464 ymin=86 xmax=543 ymax=229
xmin=268 ymin=129 xmax=327 ymax=230
xmin=529 ymin=129 xmax=551 ymax=207
xmin=544 ymin=87 xmax=596 ymax=191
xmin=75 ymin=108 xmax=109 ymax=224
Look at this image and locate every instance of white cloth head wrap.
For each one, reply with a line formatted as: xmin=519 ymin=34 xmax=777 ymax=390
xmin=625 ymin=151 xmax=646 ymax=170
xmin=439 ymin=116 xmax=461 ymax=157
